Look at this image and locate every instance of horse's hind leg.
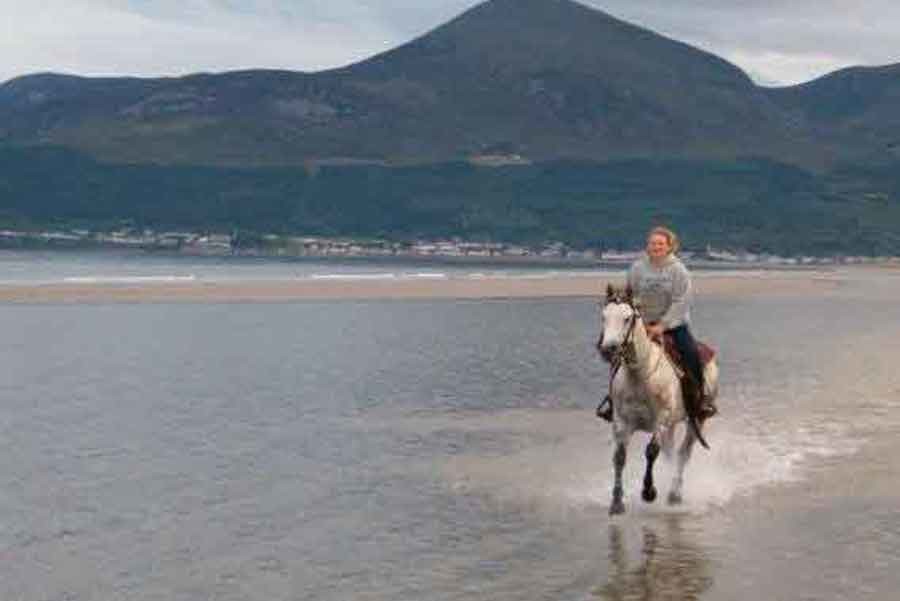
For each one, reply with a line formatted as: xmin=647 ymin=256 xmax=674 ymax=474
xmin=642 ymin=435 xmax=660 ymax=503
xmin=668 ymin=426 xmax=699 ymax=505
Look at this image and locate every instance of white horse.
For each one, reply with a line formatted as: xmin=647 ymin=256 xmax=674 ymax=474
xmin=598 ymin=284 xmax=719 ymax=515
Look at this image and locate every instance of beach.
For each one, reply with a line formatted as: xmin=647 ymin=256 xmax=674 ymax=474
xmin=0 ymin=270 xmax=845 ymax=303
xmin=3 ymin=254 xmax=900 ymax=600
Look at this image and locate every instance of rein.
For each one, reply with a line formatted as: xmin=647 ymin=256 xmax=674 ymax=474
xmin=605 ymin=298 xmax=640 ymax=391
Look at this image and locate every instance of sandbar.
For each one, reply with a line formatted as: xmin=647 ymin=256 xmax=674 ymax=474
xmin=0 ymin=271 xmax=845 ymax=304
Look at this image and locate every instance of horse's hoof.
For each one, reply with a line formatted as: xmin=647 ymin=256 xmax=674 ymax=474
xmin=609 ymin=499 xmax=626 ymax=516
xmin=667 ymin=491 xmax=683 ymax=506
xmin=642 ymin=486 xmax=657 ymax=503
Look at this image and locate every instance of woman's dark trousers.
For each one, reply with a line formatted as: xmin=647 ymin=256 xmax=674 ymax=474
xmin=666 ymin=324 xmax=712 ymax=418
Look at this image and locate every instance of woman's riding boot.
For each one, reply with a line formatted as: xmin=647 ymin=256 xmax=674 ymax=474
xmin=699 ymin=394 xmax=718 ymax=419
xmin=680 ymin=376 xmax=711 ymax=420
xmin=681 ymin=374 xmax=717 ymax=420
xmin=691 ymin=380 xmax=717 ymax=419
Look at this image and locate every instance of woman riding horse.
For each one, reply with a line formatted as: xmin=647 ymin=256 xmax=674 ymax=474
xmin=598 ymin=226 xmax=718 ymax=421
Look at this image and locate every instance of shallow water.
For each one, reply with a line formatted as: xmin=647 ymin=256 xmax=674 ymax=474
xmin=0 ymin=249 xmax=617 ymax=285
xmin=1 ymin=259 xmax=899 ymax=600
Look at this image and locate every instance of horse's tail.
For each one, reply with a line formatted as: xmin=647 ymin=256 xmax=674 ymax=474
xmin=689 ymin=415 xmax=710 ymax=450
xmin=678 ymin=369 xmax=711 ymax=450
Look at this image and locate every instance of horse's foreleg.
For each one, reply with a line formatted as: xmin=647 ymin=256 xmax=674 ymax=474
xmin=668 ymin=425 xmax=699 ymax=505
xmin=642 ymin=435 xmax=660 ymax=503
xmin=659 ymin=426 xmax=676 ymax=459
xmin=610 ymin=437 xmax=628 ymax=515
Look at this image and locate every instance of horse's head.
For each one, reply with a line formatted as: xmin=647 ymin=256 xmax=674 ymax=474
xmin=599 ymin=284 xmax=639 ymax=361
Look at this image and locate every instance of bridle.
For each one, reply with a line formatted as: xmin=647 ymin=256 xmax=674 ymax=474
xmin=603 ymin=295 xmax=641 ymax=384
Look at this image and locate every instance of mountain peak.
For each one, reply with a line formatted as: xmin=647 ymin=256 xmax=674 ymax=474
xmin=440 ymin=0 xmax=641 ymax=39
xmin=465 ymin=0 xmax=603 ymax=18
xmin=350 ymin=0 xmax=752 ymax=91
xmin=0 ymin=0 xmax=826 ymax=167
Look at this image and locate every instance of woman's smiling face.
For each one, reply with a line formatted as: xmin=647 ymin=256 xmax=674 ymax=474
xmin=647 ymin=233 xmax=672 ymax=260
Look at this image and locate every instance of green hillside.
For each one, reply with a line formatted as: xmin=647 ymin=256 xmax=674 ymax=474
xmin=3 ymin=146 xmax=899 ymax=255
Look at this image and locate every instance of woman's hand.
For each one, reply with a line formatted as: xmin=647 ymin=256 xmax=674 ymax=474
xmin=645 ymin=323 xmax=664 ymax=341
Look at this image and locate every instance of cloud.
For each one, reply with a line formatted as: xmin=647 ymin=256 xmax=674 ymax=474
xmin=0 ymin=0 xmax=399 ymax=82
xmin=582 ymin=0 xmax=900 ymax=84
xmin=1 ymin=0 xmax=899 ymax=85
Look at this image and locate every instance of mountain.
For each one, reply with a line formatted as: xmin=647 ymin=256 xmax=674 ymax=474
xmin=1 ymin=0 xmax=819 ymax=167
xmin=3 ymin=0 xmax=900 ymax=255
xmin=765 ymin=63 xmax=900 ymax=164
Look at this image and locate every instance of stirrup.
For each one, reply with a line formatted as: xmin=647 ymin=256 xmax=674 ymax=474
xmin=596 ymin=395 xmax=613 ymax=422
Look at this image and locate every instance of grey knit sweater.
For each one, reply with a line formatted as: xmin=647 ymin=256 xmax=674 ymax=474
xmin=627 ymin=254 xmax=692 ymax=329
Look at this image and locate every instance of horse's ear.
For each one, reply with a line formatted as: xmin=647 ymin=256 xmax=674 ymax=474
xmin=605 ymin=283 xmax=615 ymax=301
xmin=625 ymin=285 xmax=633 ymax=302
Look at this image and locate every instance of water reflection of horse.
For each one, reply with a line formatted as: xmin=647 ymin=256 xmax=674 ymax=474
xmin=599 ymin=285 xmax=719 ymax=515
xmin=593 ymin=516 xmax=713 ymax=601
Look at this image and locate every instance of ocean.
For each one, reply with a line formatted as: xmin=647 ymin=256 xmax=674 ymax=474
xmin=1 ymin=251 xmax=898 ymax=600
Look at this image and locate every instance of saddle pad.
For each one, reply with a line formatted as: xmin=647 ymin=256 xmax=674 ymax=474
xmin=663 ymin=334 xmax=716 ymax=367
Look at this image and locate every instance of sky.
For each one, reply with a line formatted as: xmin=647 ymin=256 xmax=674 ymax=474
xmin=1 ymin=0 xmax=898 ymax=86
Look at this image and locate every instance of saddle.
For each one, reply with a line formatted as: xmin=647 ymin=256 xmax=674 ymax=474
xmin=662 ymin=333 xmax=716 ymax=372
xmin=596 ymin=330 xmax=717 ymax=430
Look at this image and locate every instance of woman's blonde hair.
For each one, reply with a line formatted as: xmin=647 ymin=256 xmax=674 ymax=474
xmin=647 ymin=226 xmax=680 ymax=255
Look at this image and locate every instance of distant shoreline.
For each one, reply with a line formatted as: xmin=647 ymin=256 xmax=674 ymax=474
xmin=4 ymin=230 xmax=894 ymax=269
xmin=0 ymin=271 xmax=845 ymax=304
xmin=0 ymin=244 xmax=860 ymax=272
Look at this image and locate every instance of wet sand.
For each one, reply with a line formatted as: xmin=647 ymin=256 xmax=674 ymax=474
xmin=0 ymin=271 xmax=844 ymax=303
xmin=3 ymin=266 xmax=899 ymax=600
